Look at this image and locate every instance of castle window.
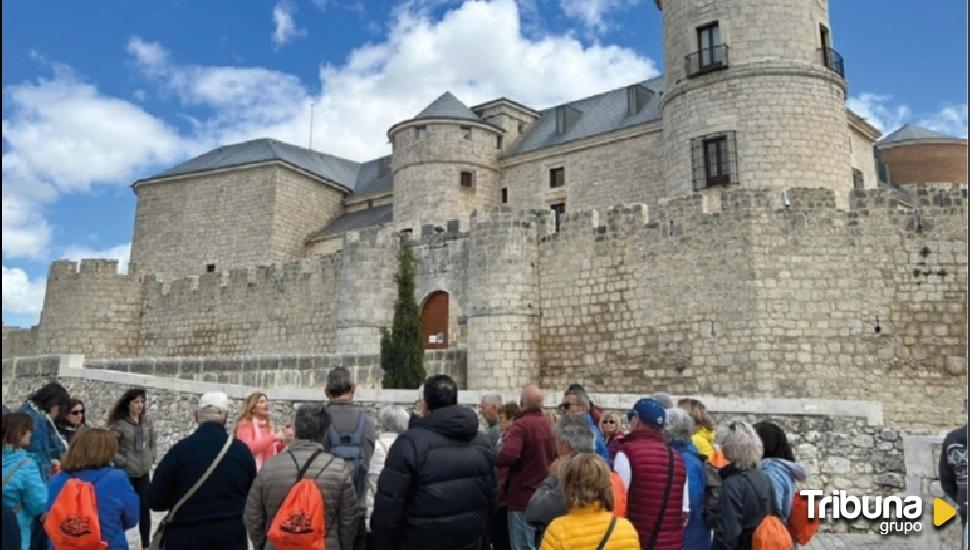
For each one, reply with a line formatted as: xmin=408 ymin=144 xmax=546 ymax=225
xmin=550 ymin=202 xmax=566 ymax=232
xmin=501 ymin=188 xmax=508 ymax=204
xmin=691 ymin=131 xmax=738 ymax=190
xmin=517 ymin=122 xmax=524 ymax=134
xmin=461 ymin=126 xmax=472 ymax=140
xmin=853 ymin=168 xmax=865 ymax=189
xmin=496 ymin=135 xmax=503 ymax=149
xmin=416 ymin=126 xmax=428 ymax=140
xmin=687 ymin=22 xmax=727 ymax=77
xmin=550 ymin=167 xmax=565 ymax=188
xmin=206 ymin=263 xmax=216 ymax=273
xmin=460 ymin=170 xmax=475 ymax=188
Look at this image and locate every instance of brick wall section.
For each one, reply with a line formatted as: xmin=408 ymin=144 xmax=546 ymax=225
xmin=880 ymin=142 xmax=968 ymax=187
xmin=138 ymin=256 xmax=341 ymax=356
xmin=501 ymin=128 xmax=667 ymax=215
xmin=271 ymin=167 xmax=345 ymax=264
xmin=1 ymin=326 xmax=37 ymax=359
xmin=34 ymin=260 xmax=143 ymax=357
xmin=334 ymin=228 xmax=398 ymax=354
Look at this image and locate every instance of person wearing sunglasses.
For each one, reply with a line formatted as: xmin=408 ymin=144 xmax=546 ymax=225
xmin=56 ymin=399 xmax=86 ymax=444
xmin=598 ymin=413 xmax=625 ymax=465
xmin=560 ymin=389 xmax=610 ymax=465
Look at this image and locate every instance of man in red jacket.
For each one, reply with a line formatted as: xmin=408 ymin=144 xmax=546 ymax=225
xmin=614 ymin=398 xmax=688 ymax=550
xmin=496 ymin=385 xmax=556 ymax=550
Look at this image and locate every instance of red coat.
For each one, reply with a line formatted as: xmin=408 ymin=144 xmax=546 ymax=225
xmin=621 ymin=428 xmax=687 ymax=550
xmin=495 ymin=409 xmax=556 ymax=511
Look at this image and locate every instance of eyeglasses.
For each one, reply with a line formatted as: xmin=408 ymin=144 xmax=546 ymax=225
xmin=558 ymin=403 xmax=573 ymax=412
xmin=604 ymin=420 xmax=617 ymax=424
xmin=69 ymin=409 xmax=85 ymax=416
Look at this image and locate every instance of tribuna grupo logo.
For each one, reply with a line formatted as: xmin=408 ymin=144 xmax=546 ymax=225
xmin=802 ymin=489 xmax=959 ymax=535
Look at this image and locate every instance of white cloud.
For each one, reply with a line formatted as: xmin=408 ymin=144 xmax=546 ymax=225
xmin=559 ymin=0 xmax=639 ymax=34
xmin=1 ymin=64 xmax=187 ymax=260
xmin=848 ymin=92 xmax=968 ymax=139
xmin=1 ymin=266 xmax=46 ymax=322
xmin=272 ymin=3 xmax=306 ymax=48
xmin=61 ymin=243 xmax=131 ymax=274
xmin=918 ymin=104 xmax=968 ymax=139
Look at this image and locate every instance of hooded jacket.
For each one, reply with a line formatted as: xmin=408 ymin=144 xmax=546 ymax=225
xmin=692 ymin=427 xmax=716 ymax=459
xmin=17 ymin=402 xmax=65 ymax=483
xmin=370 ymin=404 xmax=496 ymax=550
xmin=244 ymin=440 xmax=360 ymax=550
xmin=48 ymin=466 xmax=139 ymax=550
xmin=759 ymin=458 xmax=807 ymax=521
xmin=110 ymin=415 xmax=157 ymax=478
xmin=711 ymin=465 xmax=774 ymax=550
xmin=2 ymin=447 xmax=47 ymax=550
xmin=671 ymin=440 xmax=711 ymax=550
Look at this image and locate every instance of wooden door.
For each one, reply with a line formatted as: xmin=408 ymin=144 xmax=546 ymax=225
xmin=421 ymin=291 xmax=449 ymax=350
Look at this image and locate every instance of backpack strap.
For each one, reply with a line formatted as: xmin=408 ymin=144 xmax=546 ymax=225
xmin=595 ymin=516 xmax=617 ymax=550
xmin=288 ymin=449 xmax=326 ymax=481
xmin=740 ymin=470 xmax=778 ymax=519
xmin=645 ymin=445 xmax=675 ymax=550
xmin=166 ymin=433 xmax=234 ymax=521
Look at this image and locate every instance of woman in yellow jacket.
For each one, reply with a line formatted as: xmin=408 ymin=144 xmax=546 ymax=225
xmin=678 ymin=398 xmax=717 ymax=458
xmin=540 ymin=453 xmax=640 ymax=550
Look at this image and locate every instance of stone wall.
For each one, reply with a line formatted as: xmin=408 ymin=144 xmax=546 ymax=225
xmin=534 ymin=187 xmax=967 ymax=429
xmin=849 ymin=122 xmax=879 ymax=188
xmin=139 ymin=255 xmax=342 ymax=356
xmin=271 ymin=167 xmax=346 ymax=264
xmin=501 ymin=127 xmax=667 ymax=215
xmin=2 ymin=326 xmax=37 ymax=358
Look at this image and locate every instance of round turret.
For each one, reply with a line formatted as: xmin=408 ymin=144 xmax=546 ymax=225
xmin=658 ymin=0 xmax=853 ymax=202
xmin=389 ymin=92 xmax=503 ymax=230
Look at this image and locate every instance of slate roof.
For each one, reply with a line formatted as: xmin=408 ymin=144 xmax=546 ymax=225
xmin=307 ymin=204 xmax=393 ymax=241
xmin=877 ymin=124 xmax=964 ymax=146
xmin=414 ymin=91 xmax=482 ymax=122
xmin=137 ymin=139 xmax=396 ymax=197
xmin=506 ymin=76 xmax=665 ymax=156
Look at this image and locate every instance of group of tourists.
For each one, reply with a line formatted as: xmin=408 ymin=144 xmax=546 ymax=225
xmin=2 ymin=374 xmax=967 ymax=550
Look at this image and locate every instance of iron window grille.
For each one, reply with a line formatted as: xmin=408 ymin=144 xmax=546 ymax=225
xmin=817 ymin=47 xmax=845 ymax=78
xmin=460 ymin=171 xmax=475 ymax=188
xmin=691 ymin=131 xmax=738 ymax=190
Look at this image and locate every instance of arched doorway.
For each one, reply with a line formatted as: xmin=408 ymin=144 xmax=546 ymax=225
xmin=421 ymin=291 xmax=449 ymax=349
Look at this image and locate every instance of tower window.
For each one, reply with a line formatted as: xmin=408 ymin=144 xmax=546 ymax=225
xmin=691 ymin=131 xmax=738 ymax=190
xmin=550 ymin=203 xmax=566 ymax=232
xmin=461 ymin=126 xmax=472 ymax=140
xmin=416 ymin=126 xmax=428 ymax=140
xmin=549 ymin=167 xmax=565 ymax=188
xmin=206 ymin=263 xmax=216 ymax=273
xmin=852 ymin=168 xmax=865 ymax=189
xmin=695 ymin=22 xmax=724 ymax=71
xmin=496 ymin=135 xmax=503 ymax=149
xmin=501 ymin=188 xmax=508 ymax=203
xmin=460 ymin=171 xmax=475 ymax=188
xmin=517 ymin=122 xmax=525 ymax=134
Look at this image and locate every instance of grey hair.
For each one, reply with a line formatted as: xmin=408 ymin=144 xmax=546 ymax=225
xmin=554 ymin=414 xmax=595 ymax=453
xmin=648 ymin=392 xmax=674 ymax=410
xmin=665 ymin=408 xmax=694 ymax=444
xmin=719 ymin=420 xmax=763 ymax=470
xmin=326 ymin=367 xmax=353 ymax=396
xmin=378 ymin=406 xmax=409 ymax=434
xmin=197 ymin=406 xmax=228 ymax=424
xmin=294 ymin=404 xmax=330 ymax=441
xmin=481 ymin=394 xmax=502 ymax=406
xmin=565 ymin=388 xmax=590 ymax=408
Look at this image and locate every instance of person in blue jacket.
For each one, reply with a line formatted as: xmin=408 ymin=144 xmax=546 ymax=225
xmin=667 ymin=408 xmax=711 ymax=550
xmin=47 ymin=428 xmax=138 ymax=550
xmin=17 ymin=383 xmax=70 ymax=483
xmin=3 ymin=413 xmax=48 ymax=550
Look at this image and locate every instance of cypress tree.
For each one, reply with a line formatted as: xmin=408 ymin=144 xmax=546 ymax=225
xmin=381 ymin=241 xmax=425 ymax=388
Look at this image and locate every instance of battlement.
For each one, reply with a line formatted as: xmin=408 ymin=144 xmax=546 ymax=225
xmin=48 ymin=258 xmax=136 ymax=281
xmin=537 ymin=187 xmax=967 ymax=243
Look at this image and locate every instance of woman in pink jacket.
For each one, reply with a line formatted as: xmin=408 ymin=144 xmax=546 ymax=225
xmin=234 ymin=392 xmax=289 ymax=470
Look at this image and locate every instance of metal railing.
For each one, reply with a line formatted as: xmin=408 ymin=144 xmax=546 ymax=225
xmin=685 ymin=44 xmax=729 ymax=77
xmin=818 ymin=47 xmax=845 ymax=78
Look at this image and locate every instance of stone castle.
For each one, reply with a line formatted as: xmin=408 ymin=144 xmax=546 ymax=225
xmin=3 ymin=0 xmax=967 ymax=433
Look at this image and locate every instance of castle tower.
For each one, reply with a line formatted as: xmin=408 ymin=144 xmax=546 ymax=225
xmin=389 ymin=92 xmax=504 ymax=230
xmin=658 ymin=0 xmax=853 ymax=202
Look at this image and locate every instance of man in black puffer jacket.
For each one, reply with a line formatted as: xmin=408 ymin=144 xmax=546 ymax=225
xmin=370 ymin=375 xmax=497 ymax=550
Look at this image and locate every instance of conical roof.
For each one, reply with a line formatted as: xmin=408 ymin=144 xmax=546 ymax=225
xmin=413 ymin=91 xmax=480 ymax=122
xmin=877 ymin=123 xmax=963 ymax=146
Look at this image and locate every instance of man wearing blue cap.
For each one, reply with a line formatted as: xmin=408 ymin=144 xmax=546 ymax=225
xmin=614 ymin=398 xmax=689 ymax=550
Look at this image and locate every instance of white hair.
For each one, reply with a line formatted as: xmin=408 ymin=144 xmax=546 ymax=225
xmin=197 ymin=406 xmax=228 ymax=424
xmin=720 ymin=420 xmax=763 ymax=470
xmin=481 ymin=394 xmax=502 ymax=406
xmin=378 ymin=406 xmax=409 ymax=434
xmin=665 ymin=408 xmax=694 ymax=444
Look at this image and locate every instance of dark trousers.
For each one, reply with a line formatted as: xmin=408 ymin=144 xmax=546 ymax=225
xmin=489 ymin=506 xmax=511 ymax=550
xmin=129 ymin=475 xmax=152 ymax=548
xmin=163 ymin=519 xmax=248 ymax=549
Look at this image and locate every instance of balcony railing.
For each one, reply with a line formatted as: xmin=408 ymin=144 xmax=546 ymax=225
xmin=685 ymin=44 xmax=729 ymax=77
xmin=818 ymin=47 xmax=845 ymax=78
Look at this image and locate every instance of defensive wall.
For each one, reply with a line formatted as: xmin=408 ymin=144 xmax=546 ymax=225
xmin=1 ymin=354 xmax=963 ymax=545
xmin=3 ymin=187 xmax=966 ymax=431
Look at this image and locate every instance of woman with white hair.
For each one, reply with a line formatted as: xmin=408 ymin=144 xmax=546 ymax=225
xmin=711 ymin=421 xmax=776 ymax=550
xmin=666 ymin=408 xmax=711 ymax=550
xmin=366 ymin=406 xmax=409 ymax=528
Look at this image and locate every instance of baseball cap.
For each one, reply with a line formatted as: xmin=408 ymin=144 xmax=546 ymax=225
xmin=198 ymin=391 xmax=229 ymax=411
xmin=631 ymin=398 xmax=666 ymax=428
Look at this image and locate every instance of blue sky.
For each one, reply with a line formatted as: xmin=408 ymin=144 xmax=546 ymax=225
xmin=2 ymin=0 xmax=967 ymax=327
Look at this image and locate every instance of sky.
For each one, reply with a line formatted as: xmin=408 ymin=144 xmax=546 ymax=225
xmin=2 ymin=0 xmax=968 ymax=327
